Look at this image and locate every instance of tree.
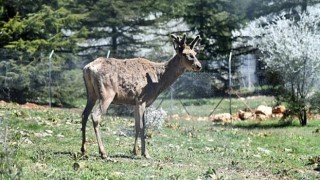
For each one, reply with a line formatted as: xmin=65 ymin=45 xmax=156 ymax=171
xmin=246 ymin=0 xmax=320 ymax=20
xmin=237 ymin=5 xmax=320 ymax=125
xmin=77 ymin=0 xmax=167 ymax=60
xmin=0 ymin=1 xmax=86 ymax=104
xmin=174 ymin=0 xmax=253 ymax=94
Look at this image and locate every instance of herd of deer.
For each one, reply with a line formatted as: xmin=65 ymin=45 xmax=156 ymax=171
xmin=81 ymin=34 xmax=202 ymax=159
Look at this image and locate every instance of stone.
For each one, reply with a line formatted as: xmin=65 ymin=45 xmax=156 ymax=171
xmin=210 ymin=113 xmax=231 ymax=123
xmin=272 ymin=105 xmax=286 ymax=114
xmin=255 ymin=105 xmax=272 ymax=117
xmin=238 ymin=110 xmax=255 ymax=120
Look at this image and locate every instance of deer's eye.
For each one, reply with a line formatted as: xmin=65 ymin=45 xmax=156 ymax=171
xmin=186 ymin=54 xmax=195 ymax=61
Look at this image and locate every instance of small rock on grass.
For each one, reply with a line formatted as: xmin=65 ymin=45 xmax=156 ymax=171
xmin=56 ymin=134 xmax=64 ymax=138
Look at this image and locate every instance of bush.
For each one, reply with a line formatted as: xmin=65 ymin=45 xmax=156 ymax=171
xmin=145 ymin=106 xmax=167 ymax=131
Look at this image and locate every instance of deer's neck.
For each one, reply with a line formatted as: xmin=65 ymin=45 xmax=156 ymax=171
xmin=157 ymin=54 xmax=185 ymax=93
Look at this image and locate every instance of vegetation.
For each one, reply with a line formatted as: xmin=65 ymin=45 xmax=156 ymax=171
xmin=0 ymin=0 xmax=86 ymax=104
xmin=1 ymin=0 xmax=317 ymax=106
xmin=0 ymin=98 xmax=319 ymax=179
xmin=1 ymin=1 xmax=319 ymax=178
xmin=237 ymin=5 xmax=320 ymax=125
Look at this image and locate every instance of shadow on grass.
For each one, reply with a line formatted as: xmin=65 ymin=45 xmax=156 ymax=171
xmin=226 ymin=120 xmax=300 ymax=130
xmin=53 ymin=151 xmax=138 ymax=161
xmin=110 ymin=154 xmax=138 ymax=159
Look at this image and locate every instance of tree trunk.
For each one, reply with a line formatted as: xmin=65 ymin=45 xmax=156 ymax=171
xmin=299 ymin=108 xmax=307 ymax=126
xmin=302 ymin=0 xmax=308 ymax=12
xmin=111 ymin=26 xmax=118 ymax=55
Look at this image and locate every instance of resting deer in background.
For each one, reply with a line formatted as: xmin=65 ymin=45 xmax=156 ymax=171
xmin=81 ymin=34 xmax=202 ymax=159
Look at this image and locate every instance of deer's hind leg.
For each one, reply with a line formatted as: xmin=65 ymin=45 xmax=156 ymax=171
xmin=81 ymin=96 xmax=96 ymax=155
xmin=91 ymin=88 xmax=115 ymax=159
xmin=81 ymin=74 xmax=97 ymax=156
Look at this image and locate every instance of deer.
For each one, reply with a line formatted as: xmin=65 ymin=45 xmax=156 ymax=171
xmin=81 ymin=34 xmax=202 ymax=159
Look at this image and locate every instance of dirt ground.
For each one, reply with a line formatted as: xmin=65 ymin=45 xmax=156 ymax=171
xmin=0 ymin=100 xmax=48 ymax=109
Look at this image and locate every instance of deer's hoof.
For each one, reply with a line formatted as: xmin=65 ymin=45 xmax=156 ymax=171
xmin=81 ymin=146 xmax=86 ymax=155
xmin=143 ymin=153 xmax=151 ymax=159
xmin=132 ymin=148 xmax=139 ymax=156
xmin=101 ymin=154 xmax=108 ymax=159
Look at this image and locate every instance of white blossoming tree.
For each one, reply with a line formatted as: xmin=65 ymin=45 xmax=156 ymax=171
xmin=235 ymin=7 xmax=320 ymax=125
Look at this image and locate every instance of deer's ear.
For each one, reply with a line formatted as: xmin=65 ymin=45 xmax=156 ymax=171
xmin=170 ymin=34 xmax=180 ymax=52
xmin=170 ymin=34 xmax=178 ymax=40
xmin=190 ymin=35 xmax=201 ymax=49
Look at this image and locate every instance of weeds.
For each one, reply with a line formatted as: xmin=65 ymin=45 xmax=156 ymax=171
xmin=0 ymin=138 xmax=23 ymax=179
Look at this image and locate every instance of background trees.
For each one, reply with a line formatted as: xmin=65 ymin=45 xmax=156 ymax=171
xmin=0 ymin=0 xmax=320 ymax=114
xmin=76 ymin=0 xmax=162 ymax=59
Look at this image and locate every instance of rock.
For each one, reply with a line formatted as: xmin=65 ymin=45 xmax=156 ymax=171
xmin=257 ymin=147 xmax=272 ymax=155
xmin=45 ymin=130 xmax=53 ymax=134
xmin=56 ymin=134 xmax=65 ymax=138
xmin=197 ymin=116 xmax=208 ymax=121
xmin=284 ymin=148 xmax=293 ymax=153
xmin=210 ymin=113 xmax=231 ymax=123
xmin=34 ymin=132 xmax=52 ymax=137
xmin=23 ymin=138 xmax=33 ymax=144
xmin=168 ymin=114 xmax=179 ymax=120
xmin=256 ymin=114 xmax=267 ymax=121
xmin=238 ymin=110 xmax=255 ymax=120
xmin=34 ymin=163 xmax=47 ymax=170
xmin=272 ymin=105 xmax=286 ymax=114
xmin=272 ymin=113 xmax=284 ymax=118
xmin=255 ymin=105 xmax=272 ymax=117
xmin=73 ymin=162 xmax=85 ymax=171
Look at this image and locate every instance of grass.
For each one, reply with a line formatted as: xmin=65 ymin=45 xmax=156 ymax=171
xmin=0 ymin=97 xmax=320 ymax=179
xmin=152 ymin=95 xmax=275 ymax=116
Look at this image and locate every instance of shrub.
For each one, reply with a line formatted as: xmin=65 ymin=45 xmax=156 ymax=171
xmin=144 ymin=106 xmax=167 ymax=131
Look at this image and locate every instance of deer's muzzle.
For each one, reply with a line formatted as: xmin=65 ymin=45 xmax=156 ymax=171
xmin=193 ymin=61 xmax=202 ymax=71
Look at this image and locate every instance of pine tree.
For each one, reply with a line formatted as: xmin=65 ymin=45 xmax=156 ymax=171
xmin=77 ymin=0 xmax=162 ymax=59
xmin=0 ymin=0 xmax=86 ymax=104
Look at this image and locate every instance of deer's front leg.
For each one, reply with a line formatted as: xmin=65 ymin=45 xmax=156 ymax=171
xmin=133 ymin=109 xmax=140 ymax=156
xmin=133 ymin=103 xmax=150 ymax=159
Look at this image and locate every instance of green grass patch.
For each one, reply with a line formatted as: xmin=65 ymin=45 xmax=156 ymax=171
xmin=0 ymin=99 xmax=320 ymax=179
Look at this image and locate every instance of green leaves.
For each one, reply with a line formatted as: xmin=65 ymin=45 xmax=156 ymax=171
xmin=2 ymin=5 xmax=85 ymax=55
xmin=0 ymin=1 xmax=87 ymax=104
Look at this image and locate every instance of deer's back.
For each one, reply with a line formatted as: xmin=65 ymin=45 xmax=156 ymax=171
xmin=83 ymin=57 xmax=165 ymax=105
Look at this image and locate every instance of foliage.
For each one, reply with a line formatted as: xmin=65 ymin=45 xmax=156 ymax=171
xmin=245 ymin=0 xmax=318 ymax=19
xmin=1 ymin=0 xmax=320 ymax=105
xmin=145 ymin=106 xmax=167 ymax=131
xmin=0 ymin=1 xmax=86 ymax=104
xmin=309 ymin=91 xmax=320 ymax=113
xmin=76 ymin=0 xmax=167 ymax=59
xmin=182 ymin=0 xmax=248 ymax=58
xmin=236 ymin=5 xmax=320 ymax=125
xmin=51 ymin=69 xmax=86 ymax=107
xmin=0 ymin=116 xmax=23 ymax=179
xmin=178 ymin=0 xmax=254 ymax=93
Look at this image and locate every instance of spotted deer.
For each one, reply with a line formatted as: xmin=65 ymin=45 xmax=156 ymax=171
xmin=81 ymin=34 xmax=202 ymax=159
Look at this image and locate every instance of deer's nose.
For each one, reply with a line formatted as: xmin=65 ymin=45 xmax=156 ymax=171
xmin=194 ymin=61 xmax=202 ymax=71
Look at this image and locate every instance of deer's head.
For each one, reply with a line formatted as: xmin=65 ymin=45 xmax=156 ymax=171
xmin=171 ymin=34 xmax=202 ymax=72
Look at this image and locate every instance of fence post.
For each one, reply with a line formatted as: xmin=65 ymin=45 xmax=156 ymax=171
xmin=170 ymin=86 xmax=174 ymax=114
xmin=48 ymin=50 xmax=54 ymax=108
xmin=228 ymin=51 xmax=233 ymax=115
